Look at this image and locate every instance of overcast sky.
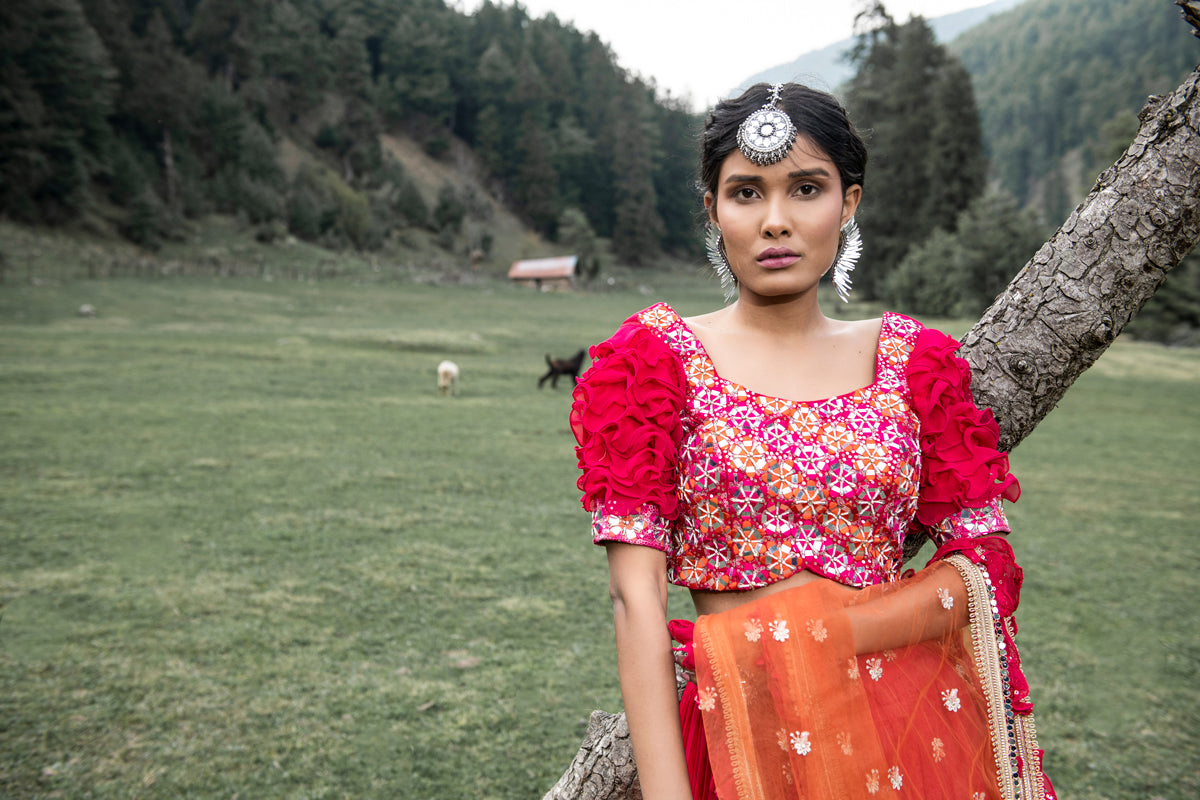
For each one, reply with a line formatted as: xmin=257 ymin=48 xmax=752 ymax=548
xmin=452 ymin=1 xmax=1000 ymax=110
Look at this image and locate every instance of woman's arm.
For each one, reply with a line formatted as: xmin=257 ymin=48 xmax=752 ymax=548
xmin=845 ymin=559 xmax=970 ymax=653
xmin=605 ymin=542 xmax=692 ymax=800
xmin=847 ymin=534 xmax=1021 ymax=655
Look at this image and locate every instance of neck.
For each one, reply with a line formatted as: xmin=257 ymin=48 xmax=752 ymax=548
xmin=727 ymin=292 xmax=830 ymax=336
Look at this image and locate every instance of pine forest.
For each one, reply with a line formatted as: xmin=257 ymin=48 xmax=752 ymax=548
xmin=0 ymin=0 xmax=1197 ymax=338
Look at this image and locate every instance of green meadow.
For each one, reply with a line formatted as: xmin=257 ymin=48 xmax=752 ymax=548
xmin=1 ymin=271 xmax=1197 ymax=799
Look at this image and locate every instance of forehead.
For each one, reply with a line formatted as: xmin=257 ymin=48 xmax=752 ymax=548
xmin=719 ymin=135 xmax=837 ymax=180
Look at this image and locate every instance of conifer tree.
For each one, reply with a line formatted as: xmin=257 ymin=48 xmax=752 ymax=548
xmin=0 ymin=0 xmax=116 ymax=222
xmin=259 ymin=1 xmax=328 ymax=117
xmin=188 ymin=0 xmax=268 ymax=91
xmin=610 ymin=86 xmax=664 ymax=265
xmin=845 ymin=5 xmax=986 ymax=298
xmin=121 ymin=9 xmax=204 ymax=212
xmin=381 ymin=12 xmax=455 ymax=127
xmin=510 ymin=51 xmax=561 ymax=235
xmin=925 ymin=59 xmax=987 ymax=232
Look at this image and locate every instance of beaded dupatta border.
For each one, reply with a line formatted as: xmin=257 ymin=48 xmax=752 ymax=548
xmin=944 ymin=553 xmax=1047 ymax=800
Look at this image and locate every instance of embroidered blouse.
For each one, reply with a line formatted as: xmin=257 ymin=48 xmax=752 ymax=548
xmin=570 ymin=303 xmax=1019 ymax=591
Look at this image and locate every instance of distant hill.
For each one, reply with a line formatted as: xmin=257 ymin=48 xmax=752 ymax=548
xmin=738 ymin=0 xmax=1027 ymax=94
xmin=955 ymin=0 xmax=1198 ymax=221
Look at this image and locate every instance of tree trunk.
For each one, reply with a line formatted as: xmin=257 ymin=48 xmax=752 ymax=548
xmin=542 ymin=712 xmax=641 ymax=800
xmin=963 ymin=67 xmax=1200 ymax=452
xmin=162 ymin=128 xmax=177 ymax=212
xmin=544 ymin=42 xmax=1200 ymax=800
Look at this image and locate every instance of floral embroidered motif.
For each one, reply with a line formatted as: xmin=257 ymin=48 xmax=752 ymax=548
xmin=790 ymin=730 xmax=812 ymax=755
xmin=770 ymin=619 xmax=790 ymax=642
xmin=942 ymin=687 xmax=962 ymax=712
xmin=838 ymin=731 xmax=853 ymax=755
xmin=888 ymin=766 xmax=904 ymax=790
xmin=883 ymin=649 xmax=898 ymax=662
xmin=867 ymin=657 xmax=884 ymax=681
xmin=847 ymin=658 xmax=860 ymax=680
xmin=866 ymin=769 xmax=880 ymax=794
xmin=807 ymin=618 xmax=828 ymax=642
xmin=931 ymin=737 xmax=946 ymax=762
xmin=776 ymin=728 xmax=789 ymax=752
xmin=973 ymin=793 xmax=986 ymax=800
xmin=938 ymin=586 xmax=955 ymax=609
xmin=696 ymin=686 xmax=716 ymax=712
xmin=744 ymin=618 xmax=763 ymax=642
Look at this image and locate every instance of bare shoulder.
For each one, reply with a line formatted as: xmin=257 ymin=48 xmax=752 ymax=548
xmin=681 ymin=307 xmax=730 ymax=331
xmin=831 ymin=316 xmax=884 ymax=348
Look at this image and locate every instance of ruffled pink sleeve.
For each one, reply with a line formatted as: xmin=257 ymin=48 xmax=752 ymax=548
xmin=571 ymin=316 xmax=686 ymax=551
xmin=906 ymin=326 xmax=1020 ymax=542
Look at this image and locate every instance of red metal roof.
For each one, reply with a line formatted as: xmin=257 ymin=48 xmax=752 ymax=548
xmin=507 ymin=255 xmax=578 ymax=280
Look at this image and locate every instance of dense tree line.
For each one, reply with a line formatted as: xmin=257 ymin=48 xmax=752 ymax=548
xmin=0 ymin=0 xmax=698 ymax=261
xmin=1 ymin=0 xmax=1195 ymax=338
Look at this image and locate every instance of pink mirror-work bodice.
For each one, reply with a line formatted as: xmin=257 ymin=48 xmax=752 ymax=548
xmin=571 ymin=303 xmax=1019 ymax=591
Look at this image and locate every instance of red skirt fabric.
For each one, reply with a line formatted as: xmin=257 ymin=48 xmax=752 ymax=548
xmin=678 ymin=682 xmax=719 ymax=800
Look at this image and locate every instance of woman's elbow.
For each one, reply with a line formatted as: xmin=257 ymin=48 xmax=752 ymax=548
xmin=605 ymin=544 xmax=669 ymax=617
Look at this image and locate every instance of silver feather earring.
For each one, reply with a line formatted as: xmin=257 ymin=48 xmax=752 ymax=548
xmin=705 ymin=224 xmax=737 ymax=303
xmin=832 ymin=217 xmax=862 ymax=303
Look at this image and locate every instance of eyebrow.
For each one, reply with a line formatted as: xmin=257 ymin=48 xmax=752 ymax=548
xmin=723 ymin=168 xmax=832 ymax=183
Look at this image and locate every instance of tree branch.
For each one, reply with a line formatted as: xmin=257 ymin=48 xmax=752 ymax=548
xmin=542 ymin=712 xmax=640 ymax=800
xmin=1177 ymin=1 xmax=1200 ymax=38
xmin=962 ymin=66 xmax=1200 ymax=451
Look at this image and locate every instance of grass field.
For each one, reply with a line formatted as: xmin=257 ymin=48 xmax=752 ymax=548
xmin=1 ymin=269 xmax=1197 ymax=799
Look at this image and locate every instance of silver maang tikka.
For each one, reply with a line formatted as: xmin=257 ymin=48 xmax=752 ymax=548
xmin=736 ymin=84 xmax=797 ymax=166
xmin=832 ymin=217 xmax=862 ymax=303
xmin=705 ymin=224 xmax=737 ymax=303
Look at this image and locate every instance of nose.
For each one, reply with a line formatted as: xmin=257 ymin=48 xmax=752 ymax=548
xmin=761 ymin=196 xmax=790 ymax=239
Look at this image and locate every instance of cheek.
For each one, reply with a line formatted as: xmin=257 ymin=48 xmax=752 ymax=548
xmin=721 ymin=217 xmax=759 ymax=260
xmin=714 ymin=206 xmax=752 ymax=241
xmin=819 ymin=195 xmax=848 ymax=224
xmin=810 ymin=200 xmax=848 ymax=240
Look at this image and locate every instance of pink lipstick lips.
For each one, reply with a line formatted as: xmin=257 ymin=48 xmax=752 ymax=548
xmin=756 ymin=247 xmax=800 ymax=268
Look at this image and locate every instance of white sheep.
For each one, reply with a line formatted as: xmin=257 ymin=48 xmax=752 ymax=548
xmin=437 ymin=360 xmax=459 ymax=396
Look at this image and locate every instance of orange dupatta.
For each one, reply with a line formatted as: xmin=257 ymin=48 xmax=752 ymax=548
xmin=693 ymin=558 xmax=1046 ymax=800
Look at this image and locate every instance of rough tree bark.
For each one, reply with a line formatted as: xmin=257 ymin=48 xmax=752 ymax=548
xmin=543 ymin=12 xmax=1200 ymax=798
xmin=963 ymin=69 xmax=1200 ymax=452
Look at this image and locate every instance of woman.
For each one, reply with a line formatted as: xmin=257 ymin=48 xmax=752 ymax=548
xmin=571 ymin=83 xmax=1054 ymax=800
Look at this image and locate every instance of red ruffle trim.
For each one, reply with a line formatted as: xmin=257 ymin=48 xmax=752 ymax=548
xmin=570 ymin=317 xmax=686 ymax=518
xmin=907 ymin=327 xmax=1020 ymax=526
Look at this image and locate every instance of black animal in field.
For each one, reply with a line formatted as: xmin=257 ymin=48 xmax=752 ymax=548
xmin=539 ymin=350 xmax=586 ymax=389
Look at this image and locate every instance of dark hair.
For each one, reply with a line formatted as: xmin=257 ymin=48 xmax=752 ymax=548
xmin=700 ymin=83 xmax=867 ymax=198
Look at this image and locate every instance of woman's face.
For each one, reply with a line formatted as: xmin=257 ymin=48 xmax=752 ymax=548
xmin=705 ymin=136 xmax=861 ymax=304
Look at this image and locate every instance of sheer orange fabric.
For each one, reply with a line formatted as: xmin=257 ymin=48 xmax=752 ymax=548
xmin=694 ymin=560 xmax=1044 ymax=799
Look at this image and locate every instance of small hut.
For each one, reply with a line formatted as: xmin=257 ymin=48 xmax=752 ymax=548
xmin=507 ymin=255 xmax=577 ymax=291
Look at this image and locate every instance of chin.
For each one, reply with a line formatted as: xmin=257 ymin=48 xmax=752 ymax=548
xmin=739 ymin=274 xmax=823 ymax=299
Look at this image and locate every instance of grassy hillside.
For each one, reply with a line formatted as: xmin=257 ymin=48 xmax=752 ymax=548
xmin=1 ymin=261 xmax=1197 ymax=797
